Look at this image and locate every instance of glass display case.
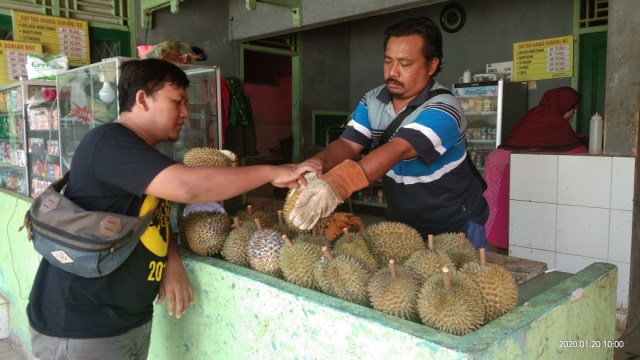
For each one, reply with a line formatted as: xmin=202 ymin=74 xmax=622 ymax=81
xmin=453 ymin=80 xmax=527 ymax=174
xmin=55 ymin=57 xmax=222 ymax=174
xmin=0 ymin=80 xmax=56 ymax=196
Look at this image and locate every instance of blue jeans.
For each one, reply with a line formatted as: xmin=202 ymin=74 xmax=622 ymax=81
xmin=465 ymin=220 xmax=491 ymax=251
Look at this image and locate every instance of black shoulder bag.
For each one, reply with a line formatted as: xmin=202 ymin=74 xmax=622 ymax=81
xmin=378 ymin=88 xmax=488 ymax=192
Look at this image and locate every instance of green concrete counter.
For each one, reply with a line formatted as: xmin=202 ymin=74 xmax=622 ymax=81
xmin=149 ymin=252 xmax=617 ymax=360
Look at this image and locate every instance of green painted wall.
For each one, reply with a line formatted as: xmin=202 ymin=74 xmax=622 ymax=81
xmin=0 ymin=191 xmax=617 ymax=359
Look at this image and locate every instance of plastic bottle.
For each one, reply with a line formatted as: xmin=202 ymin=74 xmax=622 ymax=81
xmin=588 ymin=112 xmax=603 ymax=154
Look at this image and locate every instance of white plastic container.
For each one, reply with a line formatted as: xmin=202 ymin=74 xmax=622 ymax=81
xmin=588 ymin=112 xmax=603 ymax=154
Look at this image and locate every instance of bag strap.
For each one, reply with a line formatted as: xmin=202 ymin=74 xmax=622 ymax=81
xmin=51 ymin=171 xmax=70 ymax=193
xmin=378 ymin=88 xmax=453 ymax=147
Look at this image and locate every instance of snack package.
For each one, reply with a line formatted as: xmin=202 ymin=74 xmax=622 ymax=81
xmin=140 ymin=41 xmax=197 ymax=64
xmin=26 ymin=53 xmax=69 ymax=80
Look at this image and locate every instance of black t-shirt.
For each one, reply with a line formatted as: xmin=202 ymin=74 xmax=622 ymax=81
xmin=27 ymin=123 xmax=176 ymax=338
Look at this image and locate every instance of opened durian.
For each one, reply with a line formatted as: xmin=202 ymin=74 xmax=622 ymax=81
xmin=404 ymin=235 xmax=455 ymax=284
xmin=417 ymin=267 xmax=485 ymax=336
xmin=181 ymin=210 xmax=231 ymax=256
xmin=333 ymin=228 xmax=379 ymax=272
xmin=279 ymin=235 xmax=323 ymax=289
xmin=460 ymin=248 xmax=518 ymax=322
xmin=367 ymin=259 xmax=419 ymax=321
xmin=183 ymin=147 xmax=236 ymax=167
xmin=363 ymin=221 xmax=425 ymax=268
xmin=222 ymin=217 xmax=255 ymax=266
xmin=313 ymin=246 xmax=371 ymax=306
xmin=246 ymin=218 xmax=285 ymax=277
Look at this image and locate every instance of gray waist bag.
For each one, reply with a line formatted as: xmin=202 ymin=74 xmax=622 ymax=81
xmin=21 ymin=173 xmax=154 ymax=278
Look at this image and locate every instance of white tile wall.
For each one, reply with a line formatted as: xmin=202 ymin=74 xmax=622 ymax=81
xmin=510 ymin=154 xmax=558 ymax=203
xmin=558 ymin=155 xmax=611 ymax=208
xmin=609 ymin=210 xmax=633 ymax=264
xmin=509 ymin=154 xmax=634 ymax=310
xmin=556 ymin=205 xmax=609 ymax=258
xmin=611 ymin=157 xmax=635 ymax=211
xmin=509 ymin=200 xmax=556 ymax=250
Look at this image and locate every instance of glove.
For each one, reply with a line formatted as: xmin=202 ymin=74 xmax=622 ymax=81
xmin=289 ymin=159 xmax=369 ymax=230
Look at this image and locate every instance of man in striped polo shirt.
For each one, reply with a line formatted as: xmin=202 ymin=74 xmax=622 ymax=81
xmin=289 ymin=17 xmax=489 ymax=249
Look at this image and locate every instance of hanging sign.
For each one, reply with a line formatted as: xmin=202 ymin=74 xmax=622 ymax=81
xmin=513 ymin=35 xmax=573 ymax=82
xmin=0 ymin=40 xmax=43 ymax=85
xmin=12 ymin=11 xmax=90 ymax=67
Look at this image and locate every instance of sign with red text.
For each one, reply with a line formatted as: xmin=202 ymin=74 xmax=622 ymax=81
xmin=0 ymin=40 xmax=43 ymax=85
xmin=12 ymin=11 xmax=90 ymax=67
xmin=513 ymin=35 xmax=573 ymax=82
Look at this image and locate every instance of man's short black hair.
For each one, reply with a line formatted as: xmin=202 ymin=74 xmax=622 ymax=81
xmin=383 ymin=17 xmax=443 ymax=76
xmin=118 ymin=59 xmax=190 ymax=113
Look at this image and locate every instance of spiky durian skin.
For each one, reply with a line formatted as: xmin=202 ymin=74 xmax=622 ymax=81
xmin=183 ymin=147 xmax=232 ymax=167
xmin=367 ymin=264 xmax=419 ymax=321
xmin=313 ymin=253 xmax=371 ymax=306
xmin=432 ymin=232 xmax=461 ymax=251
xmin=446 ymin=247 xmax=478 ymax=270
xmin=363 ymin=221 xmax=425 ymax=268
xmin=460 ymin=262 xmax=518 ymax=322
xmin=333 ymin=232 xmax=379 ymax=272
xmin=404 ymin=249 xmax=456 ymax=285
xmin=279 ymin=242 xmax=324 ymax=289
xmin=417 ymin=271 xmax=485 ymax=336
xmin=236 ymin=208 xmax=276 ymax=228
xmin=294 ymin=233 xmax=330 ymax=248
xmin=222 ymin=223 xmax=256 ymax=266
xmin=432 ymin=232 xmax=478 ymax=269
xmin=181 ymin=211 xmax=231 ymax=256
xmin=247 ymin=228 xmax=285 ymax=277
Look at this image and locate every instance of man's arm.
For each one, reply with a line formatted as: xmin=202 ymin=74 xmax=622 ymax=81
xmin=303 ymin=138 xmax=364 ymax=173
xmin=145 ymin=162 xmax=318 ymax=204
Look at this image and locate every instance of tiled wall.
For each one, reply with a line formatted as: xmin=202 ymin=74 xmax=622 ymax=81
xmin=509 ymin=153 xmax=634 ymax=309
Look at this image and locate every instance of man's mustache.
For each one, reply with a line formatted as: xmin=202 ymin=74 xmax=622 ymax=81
xmin=385 ymin=78 xmax=403 ymax=87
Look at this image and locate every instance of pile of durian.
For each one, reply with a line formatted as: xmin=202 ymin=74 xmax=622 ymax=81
xmin=178 ymin=150 xmax=519 ymax=336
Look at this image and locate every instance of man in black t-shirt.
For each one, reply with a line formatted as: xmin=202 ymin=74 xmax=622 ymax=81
xmin=27 ymin=59 xmax=316 ymax=359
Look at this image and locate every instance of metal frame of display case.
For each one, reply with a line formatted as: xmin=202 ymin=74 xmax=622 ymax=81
xmin=0 ymin=79 xmax=57 ymax=197
xmin=55 ymin=57 xmax=222 ymax=174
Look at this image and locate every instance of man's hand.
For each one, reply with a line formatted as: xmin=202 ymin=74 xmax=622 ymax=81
xmin=288 ymin=159 xmax=369 ymax=230
xmin=157 ymin=251 xmax=194 ymax=319
xmin=271 ymin=163 xmax=321 ymax=189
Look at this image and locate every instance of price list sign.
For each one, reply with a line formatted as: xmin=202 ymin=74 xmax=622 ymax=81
xmin=0 ymin=40 xmax=43 ymax=85
xmin=12 ymin=11 xmax=90 ymax=67
xmin=513 ymin=35 xmax=573 ymax=82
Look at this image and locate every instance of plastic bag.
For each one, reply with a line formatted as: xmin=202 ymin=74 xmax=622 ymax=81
xmin=139 ymin=41 xmax=197 ymax=64
xmin=26 ymin=53 xmax=69 ymax=80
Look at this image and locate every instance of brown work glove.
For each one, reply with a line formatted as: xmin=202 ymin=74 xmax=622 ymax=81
xmin=288 ymin=159 xmax=369 ymax=230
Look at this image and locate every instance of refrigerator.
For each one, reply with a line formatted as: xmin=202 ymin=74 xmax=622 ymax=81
xmin=452 ymin=79 xmax=528 ymax=174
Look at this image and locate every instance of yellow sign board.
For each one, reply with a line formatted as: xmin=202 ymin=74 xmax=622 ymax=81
xmin=0 ymin=40 xmax=43 ymax=85
xmin=513 ymin=35 xmax=573 ymax=82
xmin=12 ymin=11 xmax=90 ymax=67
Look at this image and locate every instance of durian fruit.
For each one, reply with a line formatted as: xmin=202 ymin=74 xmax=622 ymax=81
xmin=404 ymin=234 xmax=455 ymax=285
xmin=417 ymin=267 xmax=485 ymax=336
xmin=219 ymin=149 xmax=238 ymax=167
xmin=443 ymin=233 xmax=478 ymax=269
xmin=271 ymin=210 xmax=298 ymax=240
xmin=246 ymin=218 xmax=285 ymax=277
xmin=333 ymin=228 xmax=379 ymax=272
xmin=237 ymin=204 xmax=275 ymax=228
xmin=313 ymin=246 xmax=371 ymax=306
xmin=363 ymin=221 xmax=425 ymax=268
xmin=183 ymin=147 xmax=233 ymax=167
xmin=294 ymin=229 xmax=330 ymax=248
xmin=367 ymin=259 xmax=420 ymax=321
xmin=460 ymin=248 xmax=518 ymax=322
xmin=278 ymin=235 xmax=323 ymax=289
xmin=181 ymin=210 xmax=232 ymax=256
xmin=282 ymin=172 xmax=333 ymax=234
xmin=222 ymin=217 xmax=255 ymax=266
